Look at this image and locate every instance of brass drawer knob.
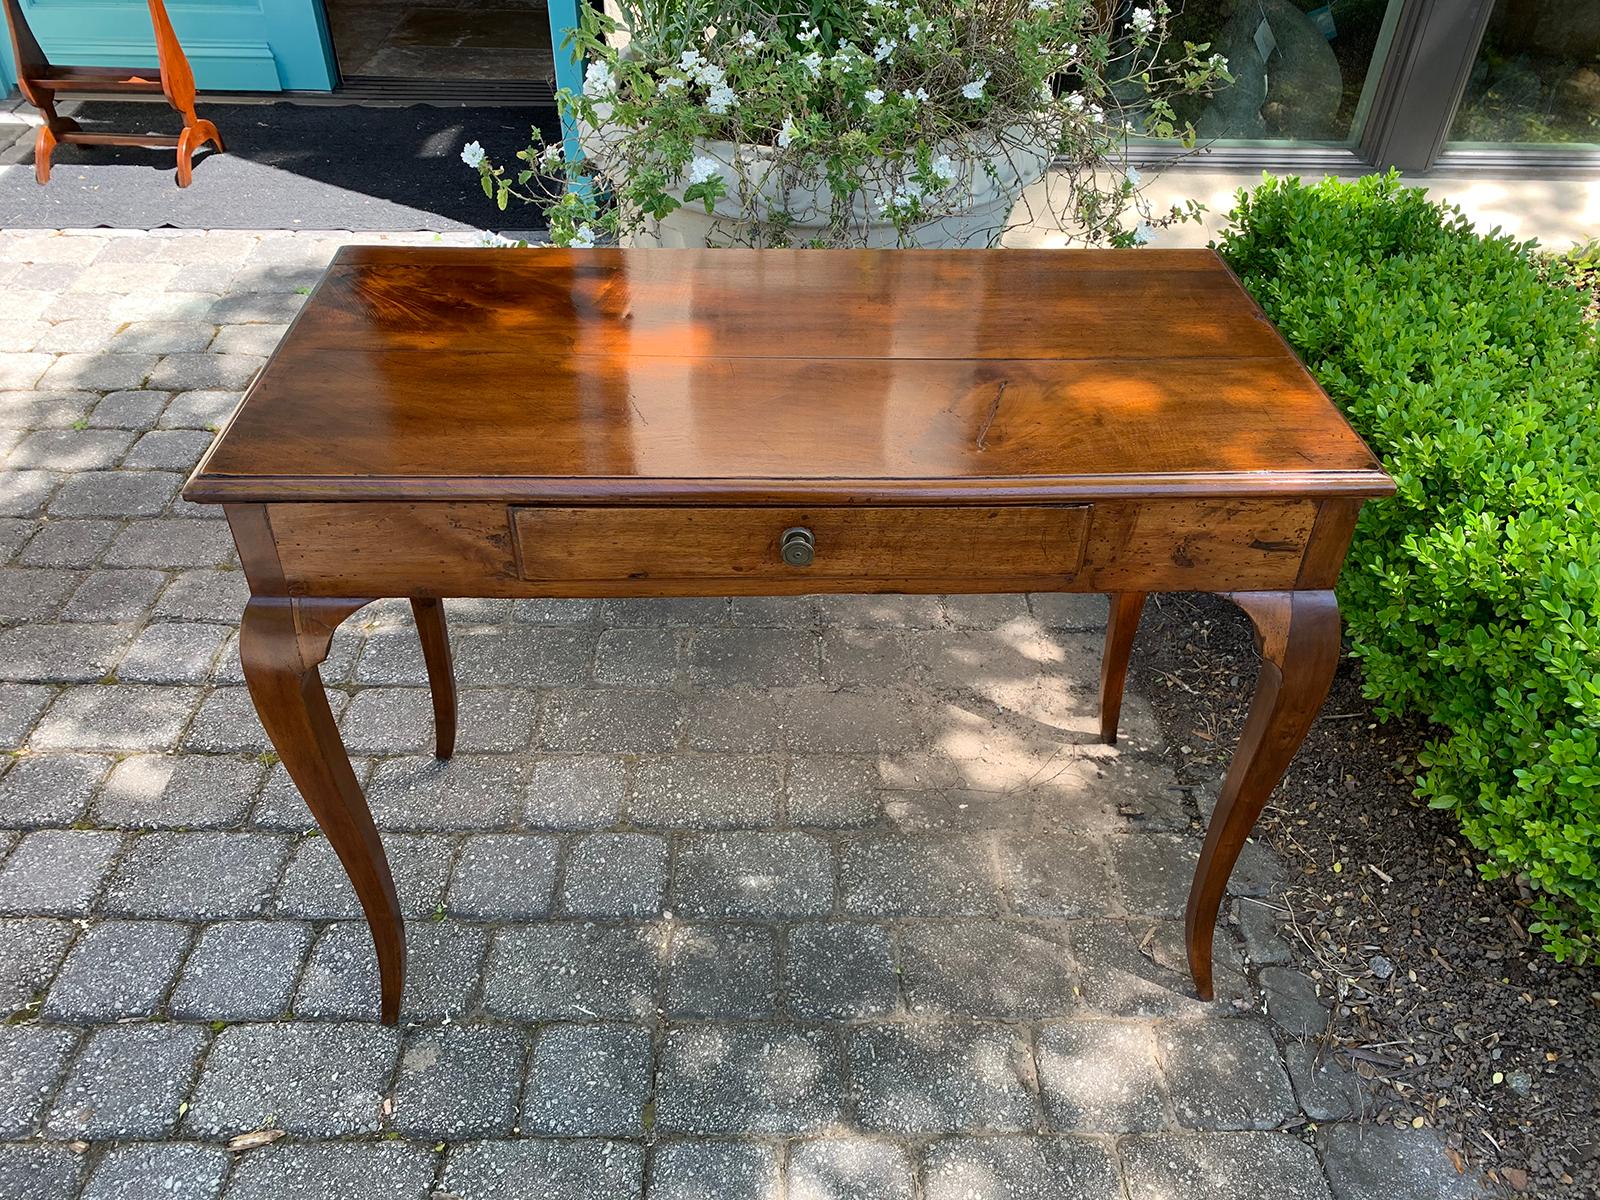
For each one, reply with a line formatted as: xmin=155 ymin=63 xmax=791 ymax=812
xmin=780 ymin=526 xmax=815 ymax=567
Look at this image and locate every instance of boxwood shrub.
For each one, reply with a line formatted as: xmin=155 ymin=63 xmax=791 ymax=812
xmin=1214 ymin=172 xmax=1600 ymax=960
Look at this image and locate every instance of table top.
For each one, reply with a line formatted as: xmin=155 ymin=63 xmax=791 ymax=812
xmin=185 ymin=247 xmax=1392 ymax=506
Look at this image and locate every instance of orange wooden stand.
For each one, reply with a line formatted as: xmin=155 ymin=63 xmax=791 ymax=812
xmin=2 ymin=0 xmax=224 ymax=186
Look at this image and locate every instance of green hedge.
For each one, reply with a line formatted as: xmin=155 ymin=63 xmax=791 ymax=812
xmin=1214 ymin=172 xmax=1600 ymax=960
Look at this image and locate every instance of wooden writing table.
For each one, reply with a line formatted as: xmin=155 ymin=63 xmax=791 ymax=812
xmin=184 ymin=247 xmax=1393 ymax=1024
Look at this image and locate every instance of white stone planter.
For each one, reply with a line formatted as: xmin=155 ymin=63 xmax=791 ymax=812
xmin=584 ymin=124 xmax=1049 ymax=249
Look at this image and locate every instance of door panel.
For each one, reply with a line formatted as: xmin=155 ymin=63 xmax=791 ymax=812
xmin=2 ymin=0 xmax=336 ymax=91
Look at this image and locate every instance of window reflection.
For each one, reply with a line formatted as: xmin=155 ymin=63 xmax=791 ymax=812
xmin=1451 ymin=0 xmax=1600 ymax=146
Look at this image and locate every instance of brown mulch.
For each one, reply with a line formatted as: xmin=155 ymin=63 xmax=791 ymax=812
xmin=1129 ymin=593 xmax=1600 ymax=1199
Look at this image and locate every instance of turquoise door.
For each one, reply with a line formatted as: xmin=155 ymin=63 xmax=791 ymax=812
xmin=1 ymin=0 xmax=337 ymax=91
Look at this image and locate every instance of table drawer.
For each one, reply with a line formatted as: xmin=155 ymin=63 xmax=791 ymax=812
xmin=511 ymin=505 xmax=1091 ymax=585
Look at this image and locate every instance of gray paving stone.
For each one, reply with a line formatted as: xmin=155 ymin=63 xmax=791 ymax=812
xmin=849 ymin=1023 xmax=1037 ymax=1134
xmin=42 ymin=919 xmax=191 ymax=1020
xmin=47 ymin=470 xmax=179 ymax=518
xmin=276 ymin=832 xmax=453 ymax=919
xmin=786 ymin=922 xmax=897 ymax=1019
xmin=825 ymin=630 xmax=915 ymax=684
xmin=181 ymin=688 xmax=274 ymax=753
xmin=93 ymin=754 xmax=263 ymax=828
xmin=1036 ymin=1021 xmax=1168 ymax=1132
xmin=45 ymin=1022 xmax=205 ymax=1139
xmin=390 ymin=1024 xmax=526 ymax=1138
xmin=482 ymin=922 xmax=660 ymax=1020
xmin=152 ymin=569 xmax=248 ymax=622
xmin=0 ymin=918 xmax=74 ymax=1012
xmin=102 ymin=832 xmax=289 ymax=919
xmin=787 ymin=755 xmax=879 ymax=827
xmin=185 ymin=1022 xmax=399 ymax=1138
xmin=1027 ymin=592 xmax=1109 ymax=629
xmin=207 ymin=292 xmax=305 ymax=324
xmin=1070 ymin=920 xmax=1249 ymax=1018
xmin=0 ymin=565 xmax=74 ymax=621
xmin=16 ymin=520 xmax=119 ymax=567
xmin=8 ymin=428 xmax=132 ymax=471
xmin=159 ymin=391 xmax=240 ymax=430
xmin=0 ymin=1024 xmax=78 ymax=1137
xmin=169 ymin=920 xmax=312 ymax=1020
xmin=602 ymin=597 xmax=729 ymax=626
xmin=88 ymin=389 xmax=169 ymax=429
xmin=941 ymin=594 xmax=1032 ymax=628
xmin=61 ymin=568 xmax=167 ymax=622
xmin=1108 ymin=833 xmax=1197 ymax=918
xmin=222 ymin=1142 xmax=436 ymax=1200
xmin=0 ymin=518 xmax=36 ymax=562
xmin=682 ymin=689 xmax=786 ymax=752
xmin=0 ymin=1143 xmax=84 ymax=1200
xmin=788 ymin=1138 xmax=915 ymax=1200
xmin=210 ymin=324 xmax=287 ymax=355
xmin=632 ymin=755 xmax=781 ymax=828
xmin=108 ymin=321 xmax=218 ymax=354
xmin=840 ymin=835 xmax=1002 ymax=916
xmin=121 ymin=429 xmax=215 ymax=472
xmin=782 ymin=689 xmax=929 ymax=753
xmin=40 ymin=353 xmax=159 ymax=391
xmin=899 ymin=922 xmax=1074 ymax=1018
xmin=689 ymin=628 xmax=820 ymax=687
xmin=0 ymin=623 xmax=128 ymax=682
xmin=1155 ymin=1020 xmax=1297 ymax=1130
xmin=815 ymin=595 xmax=945 ymax=628
xmin=666 ymin=923 xmax=778 ymax=1018
xmin=0 ymin=683 xmax=52 ymax=747
xmin=448 ymin=833 xmax=560 ymax=918
xmin=442 ymin=1139 xmax=644 ymax=1200
xmin=511 ymin=597 xmax=599 ymax=625
xmin=1235 ymin=897 xmax=1293 ymax=967
xmin=0 ymin=829 xmax=123 ymax=913
xmin=337 ymin=688 xmax=432 ymax=754
xmin=594 ymin=627 xmax=682 ymax=686
xmin=1317 ymin=1123 xmax=1481 ymax=1200
xmin=117 ymin=622 xmax=230 ymax=684
xmin=81 ymin=1143 xmax=230 ymax=1200
xmin=147 ymin=353 xmax=264 ymax=392
xmin=0 ymin=469 xmax=57 ymax=517
xmin=367 ymin=755 xmax=524 ymax=830
xmin=922 ymin=1135 xmax=1124 ymax=1200
xmin=33 ymin=319 xmax=114 ymax=353
xmin=996 ymin=834 xmax=1114 ymax=918
xmin=539 ymin=689 xmax=686 ymax=753
xmin=31 ymin=685 xmax=200 ymax=752
xmin=1121 ymin=1131 xmax=1332 ymax=1200
xmin=657 ymin=1025 xmax=843 ymax=1135
xmin=649 ymin=1140 xmax=781 ymax=1200
xmin=0 ymin=389 xmax=95 ymax=430
xmin=456 ymin=626 xmax=597 ymax=686
xmin=0 ymin=753 xmax=108 ymax=825
xmin=102 ymin=519 xmax=235 ymax=568
xmin=522 ymin=1022 xmax=652 ymax=1136
xmin=455 ymin=686 xmax=542 ymax=754
xmin=673 ymin=831 xmax=834 ymax=918
xmin=559 ymin=831 xmax=668 ymax=918
xmin=294 ymin=919 xmax=485 ymax=1019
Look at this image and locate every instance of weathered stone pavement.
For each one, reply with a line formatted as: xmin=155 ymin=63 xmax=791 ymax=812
xmin=0 ymin=229 xmax=1482 ymax=1200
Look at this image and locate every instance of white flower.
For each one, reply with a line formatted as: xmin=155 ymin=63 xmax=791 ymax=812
xmin=1029 ymin=0 xmax=1050 ymax=10
xmin=905 ymin=20 xmax=921 ymax=37
xmin=480 ymin=231 xmax=518 ymax=247
xmin=873 ymin=37 xmax=897 ymax=61
xmin=569 ymin=223 xmax=596 ymax=248
xmin=961 ymin=73 xmax=988 ymax=100
xmin=1129 ymin=6 xmax=1155 ymax=35
xmin=460 ymin=141 xmax=485 ymax=168
xmin=706 ymin=83 xmax=738 ymax=114
xmin=1125 ymin=166 xmax=1142 ymax=187
xmin=1132 ymin=221 xmax=1154 ymax=245
xmin=737 ymin=30 xmax=758 ymax=47
xmin=687 ymin=156 xmax=720 ymax=185
xmin=1208 ymin=52 xmax=1229 ymax=71
xmin=801 ymin=51 xmax=822 ymax=77
xmin=900 ymin=86 xmax=929 ymax=103
xmin=864 ymin=88 xmax=885 ymax=105
xmin=797 ymin=19 xmax=819 ymax=42
xmin=776 ymin=116 xmax=799 ymax=149
xmin=930 ymin=154 xmax=957 ymax=184
xmin=1065 ymin=91 xmax=1085 ymax=111
xmin=582 ymin=60 xmax=615 ymax=98
xmin=538 ymin=143 xmax=563 ymax=168
xmin=678 ymin=49 xmax=705 ymax=73
xmin=661 ymin=75 xmax=687 ymax=90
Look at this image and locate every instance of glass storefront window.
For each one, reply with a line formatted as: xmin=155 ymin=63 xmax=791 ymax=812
xmin=1164 ymin=0 xmax=1403 ymax=144
xmin=1450 ymin=0 xmax=1600 ymax=146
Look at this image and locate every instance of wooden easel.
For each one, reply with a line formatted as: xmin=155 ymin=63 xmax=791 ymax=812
xmin=2 ymin=0 xmax=224 ymax=186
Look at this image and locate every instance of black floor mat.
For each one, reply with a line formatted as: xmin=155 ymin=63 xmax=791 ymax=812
xmin=0 ymin=100 xmax=559 ymax=231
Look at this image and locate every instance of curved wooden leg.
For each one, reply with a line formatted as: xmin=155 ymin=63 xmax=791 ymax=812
xmin=1099 ymin=591 xmax=1147 ymax=745
xmin=1186 ymin=590 xmax=1341 ymax=1000
xmin=33 ymin=115 xmax=76 ymax=186
xmin=174 ymin=124 xmax=196 ymax=188
xmin=240 ymin=595 xmax=406 ymax=1024
xmin=410 ymin=597 xmax=456 ymax=760
xmin=193 ymin=117 xmax=224 ymax=153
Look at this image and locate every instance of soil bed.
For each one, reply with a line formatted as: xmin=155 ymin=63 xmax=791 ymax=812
xmin=1130 ymin=592 xmax=1600 ymax=1199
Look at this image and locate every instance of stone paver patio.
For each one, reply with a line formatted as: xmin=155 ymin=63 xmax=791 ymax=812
xmin=0 ymin=229 xmax=1479 ymax=1200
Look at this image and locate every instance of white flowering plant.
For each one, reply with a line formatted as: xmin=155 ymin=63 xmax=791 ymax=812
xmin=470 ymin=0 xmax=1231 ymax=247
